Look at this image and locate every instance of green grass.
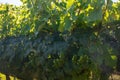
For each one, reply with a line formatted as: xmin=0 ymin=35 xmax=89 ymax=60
xmin=0 ymin=73 xmax=20 ymax=80
xmin=0 ymin=73 xmax=6 ymax=80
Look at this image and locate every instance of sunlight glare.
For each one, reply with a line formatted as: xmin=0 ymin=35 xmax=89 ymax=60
xmin=0 ymin=0 xmax=22 ymax=6
xmin=112 ymin=0 xmax=119 ymax=2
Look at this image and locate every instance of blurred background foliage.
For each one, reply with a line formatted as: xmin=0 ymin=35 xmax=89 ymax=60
xmin=0 ymin=0 xmax=120 ymax=80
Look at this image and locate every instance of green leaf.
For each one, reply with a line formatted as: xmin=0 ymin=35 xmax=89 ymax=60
xmin=87 ymin=8 xmax=102 ymax=22
xmin=64 ymin=16 xmax=72 ymax=31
